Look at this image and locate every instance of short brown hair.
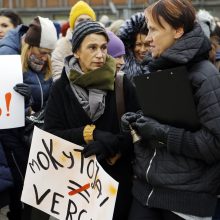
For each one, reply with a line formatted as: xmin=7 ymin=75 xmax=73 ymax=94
xmin=145 ymin=0 xmax=196 ymax=33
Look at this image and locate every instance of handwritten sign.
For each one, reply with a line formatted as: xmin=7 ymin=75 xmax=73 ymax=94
xmin=0 ymin=55 xmax=24 ymax=129
xmin=21 ymin=127 xmax=118 ymax=220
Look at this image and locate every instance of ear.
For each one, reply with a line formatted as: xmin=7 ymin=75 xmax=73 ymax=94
xmin=174 ymin=27 xmax=184 ymax=39
xmin=73 ymin=51 xmax=79 ymax=59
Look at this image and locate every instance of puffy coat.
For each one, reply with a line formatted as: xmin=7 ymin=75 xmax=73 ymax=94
xmin=0 ymin=24 xmax=28 ymax=54
xmin=23 ymin=70 xmax=52 ymax=112
xmin=133 ymin=23 xmax=220 ymax=217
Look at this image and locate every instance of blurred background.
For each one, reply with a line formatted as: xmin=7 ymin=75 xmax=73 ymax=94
xmin=0 ymin=0 xmax=219 ymax=24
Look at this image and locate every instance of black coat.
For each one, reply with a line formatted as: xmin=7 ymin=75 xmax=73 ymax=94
xmin=132 ymin=23 xmax=220 ymax=217
xmin=44 ymin=70 xmax=139 ymax=220
xmin=0 ymin=141 xmax=13 ymax=208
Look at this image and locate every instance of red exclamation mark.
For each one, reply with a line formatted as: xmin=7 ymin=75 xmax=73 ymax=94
xmin=5 ymin=92 xmax=12 ymax=116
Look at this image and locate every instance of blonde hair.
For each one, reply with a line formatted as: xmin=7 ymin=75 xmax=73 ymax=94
xmin=21 ymin=42 xmax=52 ymax=80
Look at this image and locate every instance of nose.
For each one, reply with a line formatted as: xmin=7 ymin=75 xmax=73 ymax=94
xmin=40 ymin=55 xmax=48 ymax=62
xmin=96 ymin=48 xmax=103 ymax=58
xmin=140 ymin=44 xmax=147 ymax=52
xmin=118 ymin=57 xmax=125 ymax=65
xmin=145 ymin=33 xmax=152 ymax=43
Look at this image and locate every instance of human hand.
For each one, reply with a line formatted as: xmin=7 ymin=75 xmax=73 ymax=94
xmin=121 ymin=111 xmax=143 ymax=132
xmin=83 ymin=130 xmax=119 ymax=161
xmin=14 ymin=83 xmax=31 ymax=101
xmin=132 ymin=116 xmax=170 ymax=143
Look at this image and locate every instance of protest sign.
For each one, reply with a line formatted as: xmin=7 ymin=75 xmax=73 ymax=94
xmin=0 ymin=55 xmax=24 ymax=129
xmin=21 ymin=127 xmax=118 ymax=220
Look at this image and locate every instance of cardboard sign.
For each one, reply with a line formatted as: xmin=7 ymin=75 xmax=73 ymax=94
xmin=0 ymin=55 xmax=24 ymax=129
xmin=21 ymin=127 xmax=118 ymax=220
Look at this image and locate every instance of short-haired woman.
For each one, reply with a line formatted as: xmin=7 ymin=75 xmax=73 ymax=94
xmin=122 ymin=0 xmax=220 ymax=219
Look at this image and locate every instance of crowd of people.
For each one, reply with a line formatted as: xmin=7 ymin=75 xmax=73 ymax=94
xmin=0 ymin=0 xmax=220 ymax=219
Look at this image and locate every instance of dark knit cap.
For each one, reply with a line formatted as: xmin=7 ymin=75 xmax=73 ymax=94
xmin=72 ymin=21 xmax=109 ymax=53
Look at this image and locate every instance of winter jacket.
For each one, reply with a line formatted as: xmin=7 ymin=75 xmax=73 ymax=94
xmin=51 ymin=28 xmax=72 ymax=81
xmin=0 ymin=141 xmax=13 ymax=208
xmin=132 ymin=23 xmax=220 ymax=217
xmin=44 ymin=69 xmax=139 ymax=220
xmin=0 ymin=24 xmax=28 ymax=54
xmin=118 ymin=12 xmax=149 ymax=82
xmin=23 ymin=70 xmax=52 ymax=112
xmin=0 ymin=23 xmax=52 ymax=205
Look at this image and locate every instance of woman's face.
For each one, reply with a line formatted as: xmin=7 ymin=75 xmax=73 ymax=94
xmin=74 ymin=15 xmax=93 ymax=28
xmin=133 ymin=33 xmax=149 ymax=62
xmin=74 ymin=33 xmax=108 ymax=73
xmin=28 ymin=46 xmax=52 ymax=62
xmin=27 ymin=46 xmax=52 ymax=72
xmin=145 ymin=12 xmax=183 ymax=58
xmin=115 ymin=55 xmax=125 ymax=72
xmin=0 ymin=16 xmax=14 ymax=39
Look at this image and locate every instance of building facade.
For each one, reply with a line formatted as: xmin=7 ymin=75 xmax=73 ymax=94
xmin=0 ymin=0 xmax=220 ymax=22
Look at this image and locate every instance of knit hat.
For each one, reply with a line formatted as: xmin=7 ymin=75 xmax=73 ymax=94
xmin=107 ymin=31 xmax=125 ymax=58
xmin=25 ymin=16 xmax=57 ymax=50
xmin=72 ymin=21 xmax=109 ymax=53
xmin=69 ymin=1 xmax=96 ymax=30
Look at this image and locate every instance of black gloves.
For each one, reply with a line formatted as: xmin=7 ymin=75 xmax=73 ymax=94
xmin=14 ymin=83 xmax=31 ymax=101
xmin=83 ymin=130 xmax=119 ymax=161
xmin=132 ymin=116 xmax=170 ymax=143
xmin=121 ymin=111 xmax=143 ymax=132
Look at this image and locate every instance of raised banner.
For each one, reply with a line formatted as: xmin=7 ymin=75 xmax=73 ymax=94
xmin=0 ymin=55 xmax=24 ymax=129
xmin=21 ymin=127 xmax=118 ymax=220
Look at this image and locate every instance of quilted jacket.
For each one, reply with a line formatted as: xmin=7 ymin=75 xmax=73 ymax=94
xmin=132 ymin=23 xmax=220 ymax=217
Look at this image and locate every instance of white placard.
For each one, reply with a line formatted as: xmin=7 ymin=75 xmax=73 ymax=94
xmin=0 ymin=55 xmax=24 ymax=129
xmin=21 ymin=127 xmax=118 ymax=220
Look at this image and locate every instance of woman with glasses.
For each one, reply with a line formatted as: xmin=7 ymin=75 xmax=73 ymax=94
xmin=0 ymin=16 xmax=57 ymax=220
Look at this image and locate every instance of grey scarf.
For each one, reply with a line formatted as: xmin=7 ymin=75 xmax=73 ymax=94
xmin=65 ymin=56 xmax=107 ymax=122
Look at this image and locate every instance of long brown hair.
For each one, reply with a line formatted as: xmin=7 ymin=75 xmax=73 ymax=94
xmin=21 ymin=42 xmax=52 ymax=80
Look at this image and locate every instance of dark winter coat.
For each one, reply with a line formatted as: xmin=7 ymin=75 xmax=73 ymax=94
xmin=132 ymin=23 xmax=220 ymax=217
xmin=0 ymin=141 xmax=13 ymax=208
xmin=23 ymin=70 xmax=52 ymax=112
xmin=44 ymin=70 xmax=139 ymax=220
xmin=0 ymin=23 xmax=52 ymax=211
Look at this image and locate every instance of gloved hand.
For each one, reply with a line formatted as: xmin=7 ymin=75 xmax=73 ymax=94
xmin=132 ymin=116 xmax=170 ymax=143
xmin=83 ymin=141 xmax=114 ymax=161
xmin=14 ymin=83 xmax=31 ymax=101
xmin=83 ymin=129 xmax=119 ymax=161
xmin=121 ymin=111 xmax=143 ymax=132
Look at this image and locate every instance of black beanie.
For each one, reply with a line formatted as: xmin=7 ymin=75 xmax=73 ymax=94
xmin=72 ymin=21 xmax=109 ymax=53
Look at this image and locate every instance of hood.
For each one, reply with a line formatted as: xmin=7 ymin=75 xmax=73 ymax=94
xmin=163 ymin=23 xmax=211 ymax=64
xmin=148 ymin=23 xmax=211 ymax=71
xmin=0 ymin=24 xmax=28 ymax=54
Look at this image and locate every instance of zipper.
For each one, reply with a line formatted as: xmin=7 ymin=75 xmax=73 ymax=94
xmin=146 ymin=148 xmax=157 ymax=205
xmin=11 ymin=152 xmax=24 ymax=181
xmin=35 ymin=74 xmax=44 ymax=109
xmin=146 ymin=189 xmax=154 ymax=206
xmin=146 ymin=148 xmax=157 ymax=182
